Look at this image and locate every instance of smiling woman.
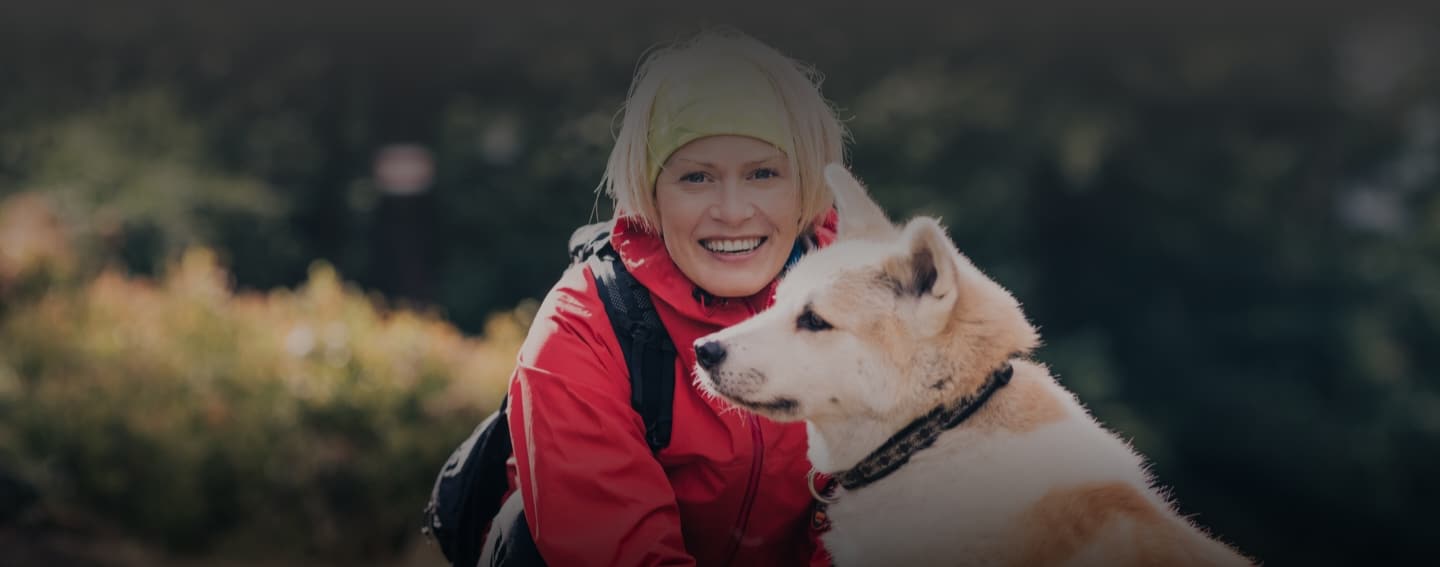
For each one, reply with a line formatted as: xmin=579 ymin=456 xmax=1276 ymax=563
xmin=484 ymin=28 xmax=852 ymax=567
xmin=655 ymin=135 xmax=804 ymax=298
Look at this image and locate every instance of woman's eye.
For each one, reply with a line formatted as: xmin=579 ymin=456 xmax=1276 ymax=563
xmin=752 ymin=167 xmax=780 ymax=180
xmin=796 ymin=306 xmax=833 ymax=332
xmin=679 ymin=172 xmax=710 ymax=183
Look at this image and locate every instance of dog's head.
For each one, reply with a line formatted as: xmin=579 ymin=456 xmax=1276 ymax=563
xmin=692 ymin=164 xmax=1040 ymax=424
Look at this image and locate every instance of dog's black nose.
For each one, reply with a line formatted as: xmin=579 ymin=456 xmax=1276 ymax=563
xmin=694 ymin=341 xmax=727 ymax=371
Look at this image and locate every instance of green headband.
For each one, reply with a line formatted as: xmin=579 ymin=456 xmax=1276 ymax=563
xmin=647 ymin=55 xmax=793 ymax=185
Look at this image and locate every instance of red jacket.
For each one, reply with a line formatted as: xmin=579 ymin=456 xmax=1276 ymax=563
xmin=505 ymin=211 xmax=838 ymax=567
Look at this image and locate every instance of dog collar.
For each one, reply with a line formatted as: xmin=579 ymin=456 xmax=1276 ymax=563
xmin=827 ymin=360 xmax=1016 ymax=495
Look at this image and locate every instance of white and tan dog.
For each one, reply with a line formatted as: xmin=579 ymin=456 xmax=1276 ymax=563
xmin=692 ymin=164 xmax=1253 ymax=566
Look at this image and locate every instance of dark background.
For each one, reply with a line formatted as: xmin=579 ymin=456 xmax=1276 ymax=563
xmin=1 ymin=1 xmax=1437 ymax=564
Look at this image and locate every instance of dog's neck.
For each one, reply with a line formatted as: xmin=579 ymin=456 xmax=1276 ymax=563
xmin=806 ymin=360 xmax=1016 ymax=479
xmin=806 ymin=417 xmax=901 ymax=474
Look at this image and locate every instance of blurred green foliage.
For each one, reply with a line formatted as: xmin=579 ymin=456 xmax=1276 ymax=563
xmin=0 ymin=232 xmax=525 ymax=561
xmin=0 ymin=4 xmax=1437 ymax=565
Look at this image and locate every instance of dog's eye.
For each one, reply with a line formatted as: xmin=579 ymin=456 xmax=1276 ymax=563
xmin=797 ymin=306 xmax=833 ymax=332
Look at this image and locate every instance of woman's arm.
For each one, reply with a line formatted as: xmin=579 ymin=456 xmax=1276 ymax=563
xmin=508 ymin=265 xmax=695 ymax=567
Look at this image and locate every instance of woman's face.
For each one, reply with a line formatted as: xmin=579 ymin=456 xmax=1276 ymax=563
xmin=655 ymin=135 xmax=803 ymax=298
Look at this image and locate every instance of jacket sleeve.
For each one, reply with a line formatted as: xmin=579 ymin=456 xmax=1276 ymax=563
xmin=507 ymin=265 xmax=696 ymax=567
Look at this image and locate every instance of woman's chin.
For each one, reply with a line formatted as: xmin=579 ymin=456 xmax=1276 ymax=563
xmin=682 ymin=243 xmax=787 ymax=298
xmin=694 ymin=269 xmax=775 ymax=299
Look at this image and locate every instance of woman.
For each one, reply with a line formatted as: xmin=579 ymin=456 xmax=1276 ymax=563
xmin=502 ymin=30 xmax=847 ymax=566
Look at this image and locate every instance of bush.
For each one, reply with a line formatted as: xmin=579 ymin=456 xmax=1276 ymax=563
xmin=0 ymin=245 xmax=528 ymax=561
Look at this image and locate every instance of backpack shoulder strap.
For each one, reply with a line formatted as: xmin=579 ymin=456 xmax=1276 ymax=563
xmin=589 ymin=253 xmax=676 ymax=452
xmin=569 ymin=220 xmax=615 ymax=265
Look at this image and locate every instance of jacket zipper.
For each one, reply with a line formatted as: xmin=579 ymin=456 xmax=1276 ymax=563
xmin=723 ymin=414 xmax=764 ymax=566
xmin=720 ymin=301 xmax=765 ymax=566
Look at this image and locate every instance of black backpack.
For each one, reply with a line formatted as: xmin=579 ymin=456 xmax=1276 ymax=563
xmin=421 ymin=221 xmax=677 ymax=567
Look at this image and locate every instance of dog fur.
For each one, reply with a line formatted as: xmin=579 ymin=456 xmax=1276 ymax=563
xmin=692 ymin=164 xmax=1253 ymax=566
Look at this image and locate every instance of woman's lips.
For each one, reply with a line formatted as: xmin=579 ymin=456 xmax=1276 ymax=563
xmin=699 ymin=236 xmax=768 ymax=262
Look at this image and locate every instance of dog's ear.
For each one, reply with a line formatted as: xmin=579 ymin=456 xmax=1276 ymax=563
xmin=885 ymin=217 xmax=961 ymax=337
xmin=824 ymin=163 xmax=895 ymax=242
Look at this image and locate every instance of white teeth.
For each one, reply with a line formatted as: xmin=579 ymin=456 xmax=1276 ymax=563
xmin=702 ymin=237 xmax=765 ymax=253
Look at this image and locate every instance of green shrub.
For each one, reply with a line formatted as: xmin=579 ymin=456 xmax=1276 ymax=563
xmin=0 ymin=246 xmax=528 ymax=560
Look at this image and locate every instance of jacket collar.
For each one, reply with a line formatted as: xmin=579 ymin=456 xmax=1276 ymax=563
xmin=610 ymin=209 xmax=838 ymax=327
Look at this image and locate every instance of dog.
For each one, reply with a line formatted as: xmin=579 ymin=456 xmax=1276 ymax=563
xmin=691 ymin=164 xmax=1253 ymax=566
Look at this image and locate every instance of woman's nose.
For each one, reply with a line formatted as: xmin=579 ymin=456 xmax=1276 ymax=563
xmin=710 ymin=181 xmax=756 ymax=223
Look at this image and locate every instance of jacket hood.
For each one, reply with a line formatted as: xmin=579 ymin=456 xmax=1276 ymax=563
xmin=610 ymin=208 xmax=839 ymax=327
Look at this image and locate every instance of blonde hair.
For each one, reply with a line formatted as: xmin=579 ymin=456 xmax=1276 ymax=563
xmin=599 ymin=30 xmax=848 ymax=234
